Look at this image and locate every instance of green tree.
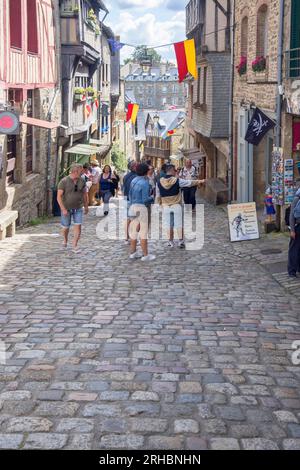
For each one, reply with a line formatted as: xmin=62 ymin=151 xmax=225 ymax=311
xmin=123 ymin=46 xmax=161 ymax=66
xmin=111 ymin=144 xmax=127 ymax=173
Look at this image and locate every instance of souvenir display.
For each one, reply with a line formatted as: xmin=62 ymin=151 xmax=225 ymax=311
xmin=272 ymin=147 xmax=284 ymax=205
xmin=284 ymin=159 xmax=294 ymax=205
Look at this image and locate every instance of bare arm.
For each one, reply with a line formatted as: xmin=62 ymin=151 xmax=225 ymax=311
xmin=57 ymin=189 xmax=68 ymax=216
xmin=179 ymin=178 xmax=205 ymax=188
xmin=83 ymin=190 xmax=89 ymax=214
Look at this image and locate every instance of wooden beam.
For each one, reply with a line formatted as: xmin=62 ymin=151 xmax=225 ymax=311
xmin=211 ymin=0 xmax=229 ymax=18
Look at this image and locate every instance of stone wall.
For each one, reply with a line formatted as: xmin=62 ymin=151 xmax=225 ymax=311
xmin=232 ymin=0 xmax=280 ymax=207
xmin=0 ymin=87 xmax=61 ymax=226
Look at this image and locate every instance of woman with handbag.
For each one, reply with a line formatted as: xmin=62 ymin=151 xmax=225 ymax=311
xmin=99 ymin=165 xmax=116 ymax=216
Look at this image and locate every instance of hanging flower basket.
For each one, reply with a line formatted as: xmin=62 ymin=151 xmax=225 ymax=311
xmin=252 ymin=56 xmax=266 ymax=73
xmin=237 ymin=56 xmax=247 ymax=76
xmin=74 ymin=87 xmax=86 ymax=102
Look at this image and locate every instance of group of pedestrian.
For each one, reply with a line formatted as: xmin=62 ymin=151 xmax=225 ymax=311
xmin=82 ymin=160 xmax=120 ymax=214
xmin=124 ymin=159 xmax=205 ymax=261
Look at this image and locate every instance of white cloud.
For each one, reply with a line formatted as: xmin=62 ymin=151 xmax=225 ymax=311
xmin=110 ymin=11 xmax=185 ymax=61
xmin=116 ymin=0 xmax=164 ymax=9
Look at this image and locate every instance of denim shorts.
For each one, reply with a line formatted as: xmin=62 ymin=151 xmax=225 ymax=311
xmin=61 ymin=208 xmax=83 ymax=228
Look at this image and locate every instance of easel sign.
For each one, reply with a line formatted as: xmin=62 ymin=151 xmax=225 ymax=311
xmin=228 ymin=202 xmax=260 ymax=242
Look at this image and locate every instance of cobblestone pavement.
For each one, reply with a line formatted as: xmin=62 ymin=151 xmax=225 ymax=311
xmin=0 ymin=199 xmax=300 ymax=450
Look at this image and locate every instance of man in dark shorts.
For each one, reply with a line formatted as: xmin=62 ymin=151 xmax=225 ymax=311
xmin=57 ymin=163 xmax=89 ymax=253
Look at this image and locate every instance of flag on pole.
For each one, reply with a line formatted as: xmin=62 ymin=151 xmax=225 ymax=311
xmin=174 ymin=39 xmax=198 ymax=83
xmin=126 ymin=103 xmax=139 ymax=125
xmin=245 ymin=107 xmax=276 ymax=145
xmin=108 ymin=39 xmax=126 ymax=53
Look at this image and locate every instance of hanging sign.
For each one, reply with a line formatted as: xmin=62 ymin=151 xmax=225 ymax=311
xmin=0 ymin=111 xmax=19 ymax=135
xmin=228 ymin=202 xmax=260 ymax=242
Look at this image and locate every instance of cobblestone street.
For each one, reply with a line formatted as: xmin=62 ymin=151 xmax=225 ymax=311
xmin=0 ymin=200 xmax=300 ymax=450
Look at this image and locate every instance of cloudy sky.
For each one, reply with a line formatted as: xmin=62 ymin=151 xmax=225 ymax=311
xmin=105 ymin=0 xmax=187 ymax=63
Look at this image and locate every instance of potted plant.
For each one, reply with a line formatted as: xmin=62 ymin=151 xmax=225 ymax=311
xmin=74 ymin=87 xmax=86 ymax=101
xmin=252 ymin=56 xmax=266 ymax=73
xmin=95 ymin=25 xmax=100 ymax=36
xmin=237 ymin=56 xmax=247 ymax=76
xmin=88 ymin=8 xmax=97 ymax=22
xmin=86 ymin=86 xmax=96 ymax=98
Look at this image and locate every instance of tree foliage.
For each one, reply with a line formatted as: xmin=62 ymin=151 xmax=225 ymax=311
xmin=123 ymin=46 xmax=161 ymax=65
xmin=111 ymin=144 xmax=127 ymax=172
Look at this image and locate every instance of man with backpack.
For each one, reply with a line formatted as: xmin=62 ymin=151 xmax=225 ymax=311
xmin=288 ymin=187 xmax=300 ymax=278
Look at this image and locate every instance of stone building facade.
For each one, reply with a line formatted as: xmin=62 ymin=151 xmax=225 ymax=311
xmin=233 ymin=0 xmax=300 ymax=228
xmin=185 ymin=0 xmax=232 ymax=204
xmin=232 ymin=0 xmax=280 ymax=208
xmin=0 ymin=0 xmax=61 ymax=226
xmin=123 ymin=63 xmax=186 ymax=111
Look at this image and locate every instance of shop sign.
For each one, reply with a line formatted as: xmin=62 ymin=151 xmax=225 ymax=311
xmin=228 ymin=202 xmax=260 ymax=242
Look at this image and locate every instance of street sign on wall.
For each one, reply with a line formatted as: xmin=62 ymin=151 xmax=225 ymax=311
xmin=0 ymin=111 xmax=20 ymax=135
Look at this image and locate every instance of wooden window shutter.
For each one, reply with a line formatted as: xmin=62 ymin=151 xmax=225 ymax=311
xmin=27 ymin=0 xmax=38 ymax=54
xmin=291 ymin=0 xmax=300 ymax=50
xmin=10 ymin=0 xmax=22 ymax=49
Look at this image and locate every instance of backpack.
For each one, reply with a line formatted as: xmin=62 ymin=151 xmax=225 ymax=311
xmin=293 ymin=198 xmax=300 ymax=219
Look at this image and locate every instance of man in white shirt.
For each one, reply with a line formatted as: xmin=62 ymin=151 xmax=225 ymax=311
xmin=89 ymin=159 xmax=101 ymax=206
xmin=179 ymin=159 xmax=198 ymax=210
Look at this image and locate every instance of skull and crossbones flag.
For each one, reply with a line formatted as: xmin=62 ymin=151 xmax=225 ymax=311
xmin=245 ymin=107 xmax=276 ymax=145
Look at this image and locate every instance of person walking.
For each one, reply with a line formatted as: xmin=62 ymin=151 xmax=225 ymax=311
xmin=128 ymin=163 xmax=155 ymax=261
xmin=99 ymin=165 xmax=116 ymax=216
xmin=179 ymin=159 xmax=198 ymax=210
xmin=112 ymin=170 xmax=120 ymax=198
xmin=57 ymin=163 xmax=89 ymax=253
xmin=82 ymin=163 xmax=92 ymax=191
xmin=123 ymin=161 xmax=138 ymax=243
xmin=156 ymin=164 xmax=205 ymax=248
xmin=288 ymin=187 xmax=300 ymax=278
xmin=89 ymin=159 xmax=101 ymax=206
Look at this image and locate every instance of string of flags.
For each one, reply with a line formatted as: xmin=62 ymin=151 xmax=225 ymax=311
xmin=110 ymin=38 xmax=198 ymax=84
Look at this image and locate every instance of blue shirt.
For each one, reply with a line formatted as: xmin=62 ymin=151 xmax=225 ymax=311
xmin=128 ymin=176 xmax=153 ymax=208
xmin=123 ymin=171 xmax=137 ymax=199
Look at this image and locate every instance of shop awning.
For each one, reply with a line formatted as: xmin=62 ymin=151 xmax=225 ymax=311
xmin=19 ymin=115 xmax=59 ymax=129
xmin=181 ymin=147 xmax=203 ymax=159
xmin=65 ymin=143 xmax=111 ymax=157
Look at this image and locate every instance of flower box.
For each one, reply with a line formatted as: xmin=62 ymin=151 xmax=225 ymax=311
xmin=237 ymin=56 xmax=247 ymax=76
xmin=252 ymin=56 xmax=266 ymax=73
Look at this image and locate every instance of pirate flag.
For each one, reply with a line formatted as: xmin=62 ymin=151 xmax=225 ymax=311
xmin=245 ymin=107 xmax=275 ymax=145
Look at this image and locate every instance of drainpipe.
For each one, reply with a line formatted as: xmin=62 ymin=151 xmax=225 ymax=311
xmin=228 ymin=0 xmax=235 ymax=203
xmin=46 ymin=88 xmax=59 ymax=215
xmin=276 ymin=0 xmax=285 ymax=148
xmin=276 ymin=0 xmax=285 ymax=229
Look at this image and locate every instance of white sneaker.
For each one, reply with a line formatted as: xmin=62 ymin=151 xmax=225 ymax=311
xmin=167 ymin=241 xmax=175 ymax=248
xmin=124 ymin=239 xmax=130 ymax=245
xmin=141 ymin=254 xmax=156 ymax=261
xmin=129 ymin=252 xmax=142 ymax=260
xmin=178 ymin=240 xmax=185 ymax=249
